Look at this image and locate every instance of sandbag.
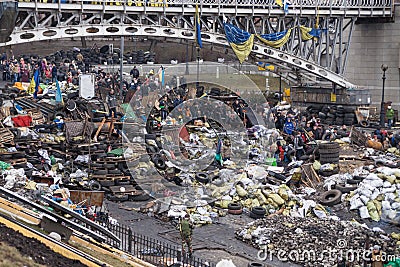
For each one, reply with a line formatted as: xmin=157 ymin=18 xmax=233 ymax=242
xmin=313 ymin=160 xmax=321 ymax=171
xmin=269 ymin=193 xmax=285 ymax=206
xmin=256 ymin=190 xmax=268 ymax=205
xmin=278 ymin=188 xmax=288 ymax=201
xmin=367 ymin=201 xmax=380 ymax=222
xmin=251 ymin=198 xmax=260 ymax=208
xmin=235 ymin=184 xmax=248 ymax=198
xmin=359 ymin=206 xmax=370 ymax=219
xmin=350 ymin=196 xmax=364 ymax=210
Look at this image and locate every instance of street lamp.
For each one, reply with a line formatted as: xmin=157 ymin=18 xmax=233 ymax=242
xmin=279 ymin=73 xmax=282 ymax=103
xmin=380 ymin=64 xmax=388 ymax=127
xmin=196 ymin=46 xmax=200 ymax=88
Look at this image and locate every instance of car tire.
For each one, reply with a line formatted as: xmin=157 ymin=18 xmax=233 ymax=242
xmin=334 ymin=184 xmax=358 ymax=194
xmin=319 ymin=189 xmax=342 ymax=206
xmin=228 ymin=203 xmax=242 ymax=211
xmin=251 ymin=206 xmax=266 ymax=216
xmin=195 ymin=172 xmax=209 ymax=184
xmin=228 ymin=208 xmax=243 ymax=215
xmin=153 ymin=155 xmax=166 ymax=170
xmin=249 ymin=211 xmax=265 ymax=219
xmin=89 ymin=181 xmax=101 ymax=191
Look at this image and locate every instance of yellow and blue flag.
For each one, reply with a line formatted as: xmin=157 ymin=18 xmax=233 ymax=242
xmin=276 ymin=0 xmax=291 ymax=14
xmin=257 ymin=62 xmax=275 ymax=71
xmin=299 ymin=25 xmax=327 ymax=41
xmin=224 ymin=23 xmax=254 ymax=64
xmin=28 ymin=69 xmax=40 ymax=99
xmin=195 ymin=4 xmax=202 ymax=48
xmin=257 ymin=29 xmax=292 ymax=48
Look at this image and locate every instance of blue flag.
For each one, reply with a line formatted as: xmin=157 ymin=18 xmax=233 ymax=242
xmin=32 ymin=69 xmax=40 ymax=99
xmin=195 ymin=4 xmax=202 ymax=48
xmin=55 ymin=78 xmax=63 ymax=104
xmin=158 ymin=66 xmax=165 ymax=87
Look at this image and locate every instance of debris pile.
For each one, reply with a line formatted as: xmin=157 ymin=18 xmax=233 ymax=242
xmin=236 ymin=216 xmax=399 ymax=266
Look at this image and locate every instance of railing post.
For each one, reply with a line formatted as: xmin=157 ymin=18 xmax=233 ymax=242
xmin=128 ymin=227 xmax=132 ymax=253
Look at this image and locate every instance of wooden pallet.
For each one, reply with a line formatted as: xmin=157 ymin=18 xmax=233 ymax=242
xmin=0 ymin=128 xmax=14 ymax=144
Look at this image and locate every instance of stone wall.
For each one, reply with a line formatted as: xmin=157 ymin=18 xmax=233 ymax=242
xmin=345 ymin=5 xmax=400 ymax=109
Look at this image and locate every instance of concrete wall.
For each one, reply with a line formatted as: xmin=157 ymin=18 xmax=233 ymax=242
xmin=345 ymin=5 xmax=400 ymax=110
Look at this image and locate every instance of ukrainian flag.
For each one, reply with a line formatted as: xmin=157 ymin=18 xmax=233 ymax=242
xmin=299 ymin=25 xmax=326 ymax=41
xmin=27 ymin=69 xmax=40 ymax=99
xmin=257 ymin=62 xmax=275 ymax=71
xmin=224 ymin=23 xmax=254 ymax=64
xmin=195 ymin=4 xmax=202 ymax=48
xmin=257 ymin=29 xmax=292 ymax=48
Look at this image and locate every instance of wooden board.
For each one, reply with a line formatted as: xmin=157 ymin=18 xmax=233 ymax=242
xmin=69 ymin=190 xmax=105 ymax=207
xmin=350 ymin=126 xmax=368 ymax=147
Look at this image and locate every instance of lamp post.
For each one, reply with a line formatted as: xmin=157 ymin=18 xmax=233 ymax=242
xmin=185 ymin=40 xmax=189 ymax=75
xmin=279 ymin=73 xmax=282 ymax=103
xmin=380 ymin=64 xmax=388 ymax=127
xmin=196 ymin=46 xmax=200 ymax=88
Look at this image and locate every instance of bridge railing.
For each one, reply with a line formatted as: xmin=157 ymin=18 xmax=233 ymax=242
xmin=16 ymin=0 xmax=392 ymax=8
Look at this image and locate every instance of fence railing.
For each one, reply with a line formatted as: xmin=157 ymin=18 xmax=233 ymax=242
xmin=96 ymin=217 xmax=215 ymax=267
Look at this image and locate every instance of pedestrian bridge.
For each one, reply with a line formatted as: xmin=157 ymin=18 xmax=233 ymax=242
xmin=0 ymin=0 xmax=394 ymax=87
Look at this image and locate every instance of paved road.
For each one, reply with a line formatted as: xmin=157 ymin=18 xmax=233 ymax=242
xmin=105 ymin=200 xmax=300 ymax=267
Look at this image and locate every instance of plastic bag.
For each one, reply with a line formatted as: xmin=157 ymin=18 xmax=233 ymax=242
xmin=382 ymin=201 xmax=392 ymax=211
xmin=350 ymin=196 xmax=364 ymax=210
xmin=313 ymin=161 xmax=321 ymax=171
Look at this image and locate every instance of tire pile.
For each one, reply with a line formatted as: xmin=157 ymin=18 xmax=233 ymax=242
xmin=306 ymin=105 xmax=356 ymax=126
xmin=0 ymin=96 xmax=151 ymax=203
xmin=318 ymin=141 xmax=340 ymax=164
xmin=125 ymin=50 xmax=155 ymax=64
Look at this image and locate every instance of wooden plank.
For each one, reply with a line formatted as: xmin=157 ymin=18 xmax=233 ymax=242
xmin=350 ymin=126 xmax=368 ymax=147
xmin=69 ymin=190 xmax=104 ymax=207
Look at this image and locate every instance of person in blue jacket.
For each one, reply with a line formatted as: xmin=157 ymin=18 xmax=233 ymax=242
xmin=283 ymin=117 xmax=295 ymax=135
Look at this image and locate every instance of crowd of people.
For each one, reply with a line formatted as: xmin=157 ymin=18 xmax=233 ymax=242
xmin=1 ymin=51 xmax=91 ymax=85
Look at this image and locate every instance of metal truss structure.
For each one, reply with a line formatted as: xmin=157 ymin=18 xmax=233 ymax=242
xmin=0 ymin=0 xmax=393 ymax=87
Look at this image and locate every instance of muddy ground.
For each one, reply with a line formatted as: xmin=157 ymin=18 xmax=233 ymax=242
xmin=0 ymin=223 xmax=86 ymax=267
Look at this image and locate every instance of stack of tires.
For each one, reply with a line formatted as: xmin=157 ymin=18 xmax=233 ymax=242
xmin=145 ymin=51 xmax=156 ymax=63
xmin=307 ymin=105 xmax=357 ymax=126
xmin=136 ymin=50 xmax=145 ymax=64
xmin=318 ymin=142 xmax=340 ymax=164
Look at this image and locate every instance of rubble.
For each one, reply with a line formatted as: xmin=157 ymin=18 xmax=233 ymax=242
xmin=236 ymin=216 xmax=399 ymax=266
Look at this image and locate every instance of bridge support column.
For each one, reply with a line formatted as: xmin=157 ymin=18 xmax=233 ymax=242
xmin=81 ymin=37 xmax=86 ymax=48
xmin=120 ymin=36 xmax=124 ymax=103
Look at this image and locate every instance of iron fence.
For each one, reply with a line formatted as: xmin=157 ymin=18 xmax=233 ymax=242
xmin=97 ymin=217 xmax=215 ymax=267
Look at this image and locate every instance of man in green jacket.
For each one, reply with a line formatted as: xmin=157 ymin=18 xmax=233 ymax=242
xmin=386 ymin=105 xmax=395 ymax=129
xmin=179 ymin=213 xmax=194 ymax=257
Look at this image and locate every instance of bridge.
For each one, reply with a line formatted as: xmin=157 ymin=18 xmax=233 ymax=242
xmin=0 ymin=0 xmax=394 ymax=88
